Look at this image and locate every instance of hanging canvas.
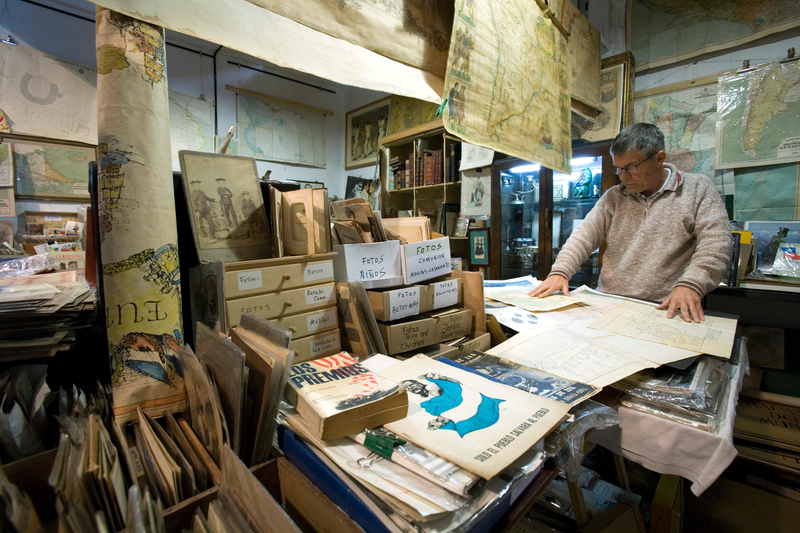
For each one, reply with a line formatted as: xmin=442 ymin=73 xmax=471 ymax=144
xmin=96 ymin=7 xmax=185 ymax=423
xmin=346 ymin=98 xmax=390 ymax=170
xmin=180 ymin=151 xmax=272 ymax=262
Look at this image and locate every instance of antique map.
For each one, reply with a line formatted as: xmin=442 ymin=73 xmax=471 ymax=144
xmin=589 ymin=301 xmax=737 ymax=358
xmin=443 ymin=0 xmax=572 ymax=174
xmin=387 ymin=94 xmax=439 ymax=136
xmin=13 ymin=142 xmax=89 ymax=198
xmin=572 ymin=62 xmax=625 ymax=143
xmin=734 ymin=163 xmax=800 ymax=221
xmin=236 ymin=92 xmax=326 ymax=168
xmin=169 ymin=90 xmax=215 ymax=171
xmin=717 ymin=61 xmax=800 ymax=169
xmin=0 ymin=144 xmax=11 ymax=187
xmin=552 ymin=0 xmax=601 ymax=112
xmin=632 ymin=0 xmax=800 ymax=71
xmin=634 ymin=83 xmax=718 ymax=183
xmin=487 ymin=324 xmax=653 ymax=388
xmin=0 ymin=44 xmax=97 ymax=144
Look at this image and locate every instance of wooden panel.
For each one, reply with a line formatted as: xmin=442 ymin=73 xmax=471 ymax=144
xmin=538 ymin=166 xmax=554 ymax=280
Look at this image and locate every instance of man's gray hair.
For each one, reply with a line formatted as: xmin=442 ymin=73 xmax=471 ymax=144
xmin=610 ymin=123 xmax=665 ymax=156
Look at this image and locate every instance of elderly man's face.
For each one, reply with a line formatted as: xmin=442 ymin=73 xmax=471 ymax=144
xmin=612 ymin=149 xmax=667 ymax=197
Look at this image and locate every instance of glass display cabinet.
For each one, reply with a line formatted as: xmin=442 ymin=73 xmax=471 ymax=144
xmin=490 ymin=142 xmax=619 ymax=283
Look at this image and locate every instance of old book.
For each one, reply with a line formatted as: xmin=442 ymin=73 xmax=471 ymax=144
xmin=312 ymin=188 xmax=332 ymax=253
xmin=270 ymin=186 xmax=284 ymax=258
xmin=282 ymin=189 xmax=315 ymax=256
xmin=284 ymin=352 xmax=408 ymax=440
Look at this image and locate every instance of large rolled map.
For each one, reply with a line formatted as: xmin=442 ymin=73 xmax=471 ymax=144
xmin=443 ymin=0 xmax=571 ymax=174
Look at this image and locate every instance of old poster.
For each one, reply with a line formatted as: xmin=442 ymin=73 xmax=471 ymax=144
xmin=96 ymin=7 xmax=185 ymax=422
xmin=443 ymin=0 xmax=572 ymax=175
xmin=552 ymin=0 xmax=602 ymax=114
xmin=378 ymin=355 xmax=568 ymax=480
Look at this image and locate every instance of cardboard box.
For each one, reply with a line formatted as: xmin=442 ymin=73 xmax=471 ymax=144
xmin=419 ymin=277 xmax=462 ymax=312
xmin=402 ymin=236 xmax=452 ymax=285
xmin=290 ymin=329 xmax=342 ymax=363
xmin=397 ymin=331 xmax=491 ymax=360
xmin=366 ymin=285 xmax=423 ymax=321
xmin=271 ymin=306 xmax=338 ymax=340
xmin=18 ymin=211 xmax=79 ymax=232
xmin=224 ymin=254 xmax=335 ymax=299
xmin=579 ymin=498 xmax=646 ymax=533
xmin=226 ymin=282 xmax=336 ymax=326
xmin=332 ymin=241 xmax=404 ymax=289
xmin=650 ymin=475 xmax=683 ymax=533
xmin=377 ymin=308 xmax=472 ymax=355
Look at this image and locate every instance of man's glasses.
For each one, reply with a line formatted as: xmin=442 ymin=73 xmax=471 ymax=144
xmin=611 ymin=151 xmax=658 ymax=175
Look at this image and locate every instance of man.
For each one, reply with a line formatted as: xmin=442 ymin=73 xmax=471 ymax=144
xmin=190 ymin=181 xmax=216 ymax=238
xmin=529 ymin=123 xmax=732 ymax=323
xmin=216 ymin=178 xmax=238 ymax=227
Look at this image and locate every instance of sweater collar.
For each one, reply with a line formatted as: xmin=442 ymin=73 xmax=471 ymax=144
xmin=620 ymin=162 xmax=683 ymax=197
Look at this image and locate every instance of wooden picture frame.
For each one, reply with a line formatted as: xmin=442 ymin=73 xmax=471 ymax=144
xmin=345 ymin=98 xmax=391 ymax=170
xmin=9 ymin=135 xmax=95 ymax=200
xmin=179 ymin=151 xmax=273 ymax=262
xmin=470 ymin=227 xmax=489 ymax=266
xmin=294 ymin=180 xmax=325 ymax=189
xmin=572 ymin=52 xmax=635 ymax=143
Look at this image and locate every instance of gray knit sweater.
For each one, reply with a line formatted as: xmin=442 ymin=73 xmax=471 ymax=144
xmin=549 ymin=163 xmax=732 ymax=302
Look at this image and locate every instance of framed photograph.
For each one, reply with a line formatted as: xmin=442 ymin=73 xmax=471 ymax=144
xmin=179 ymin=151 xmax=272 ymax=262
xmin=0 ymin=187 xmax=14 ymax=217
xmin=346 ymin=97 xmax=391 ymax=170
xmin=572 ymin=52 xmax=635 ymax=143
xmin=295 ymin=180 xmax=325 ymax=189
xmin=470 ymin=227 xmax=489 ymax=266
xmin=460 ymin=168 xmax=491 ymax=217
xmin=345 ymin=176 xmax=377 ymax=205
xmin=12 ymin=139 xmax=95 ymax=200
xmin=743 ymin=221 xmax=800 ymax=270
xmin=454 ymin=216 xmax=469 ymax=237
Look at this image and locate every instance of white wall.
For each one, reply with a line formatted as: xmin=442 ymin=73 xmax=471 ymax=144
xmin=1 ymin=0 xmax=385 ymax=233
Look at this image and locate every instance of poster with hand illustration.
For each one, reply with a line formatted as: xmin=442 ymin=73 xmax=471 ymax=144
xmin=378 ymin=355 xmax=568 ymax=480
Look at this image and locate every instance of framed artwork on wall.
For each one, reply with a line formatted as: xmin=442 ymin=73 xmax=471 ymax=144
xmin=470 ymin=227 xmax=489 ymax=266
xmin=571 ymin=51 xmax=635 ymax=143
xmin=11 ymin=137 xmax=95 ymax=200
xmin=345 ymin=97 xmax=390 ymax=170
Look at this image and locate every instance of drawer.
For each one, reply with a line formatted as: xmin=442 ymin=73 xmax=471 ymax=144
xmin=290 ymin=330 xmax=342 ymax=364
xmin=226 ymin=283 xmax=336 ymax=327
xmin=272 ymin=307 xmax=338 ymax=339
xmin=225 ymin=258 xmax=334 ymax=298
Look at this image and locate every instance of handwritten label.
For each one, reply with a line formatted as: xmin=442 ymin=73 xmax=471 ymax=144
xmin=388 ymin=286 xmax=420 ymax=320
xmin=438 ymin=312 xmax=467 ymax=341
xmin=432 ymin=279 xmax=459 ymax=309
xmin=305 ymin=285 xmax=334 ymax=305
xmin=128 ymin=446 xmax=145 ymax=476
xmin=397 ymin=323 xmax=431 ymax=352
xmin=310 ymin=332 xmax=340 ymax=356
xmin=307 ymin=309 xmax=337 ymax=332
xmin=304 ymin=261 xmax=333 ymax=282
xmin=237 ymin=270 xmax=263 ymax=292
xmin=404 ymin=237 xmax=451 ymax=284
xmin=333 ymin=242 xmax=402 ymax=287
xmin=44 ymin=214 xmax=62 ymax=221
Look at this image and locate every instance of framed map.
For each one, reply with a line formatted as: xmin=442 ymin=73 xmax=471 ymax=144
xmin=572 ymin=53 xmax=635 ymax=144
xmin=632 ymin=0 xmax=800 ymax=72
xmin=169 ymin=90 xmax=215 ymax=171
xmin=734 ymin=164 xmax=800 ymax=221
xmin=12 ymin=139 xmax=94 ymax=200
xmin=634 ymin=80 xmax=718 ymax=184
xmin=346 ymin=98 xmax=390 ymax=170
xmin=716 ymin=61 xmax=800 ymax=169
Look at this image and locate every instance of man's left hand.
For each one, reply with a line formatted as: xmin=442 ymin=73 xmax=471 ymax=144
xmin=656 ymin=286 xmax=704 ymax=323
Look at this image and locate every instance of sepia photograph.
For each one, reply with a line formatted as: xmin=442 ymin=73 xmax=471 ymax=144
xmin=346 ymin=97 xmax=390 ymax=169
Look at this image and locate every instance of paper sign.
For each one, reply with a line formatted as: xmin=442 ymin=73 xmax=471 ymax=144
xmin=305 ymin=285 xmax=334 ymax=305
xmin=307 ymin=309 xmax=337 ymax=332
xmin=459 ymin=141 xmax=495 ymax=170
xmin=310 ymin=332 xmax=340 ymax=357
xmin=304 ymin=261 xmax=333 ymax=282
xmin=237 ymin=270 xmax=263 ymax=291
xmin=432 ymin=279 xmax=459 ymax=309
xmin=389 ymin=286 xmax=420 ymax=320
xmin=44 ymin=214 xmax=62 ymax=221
xmin=332 ymin=241 xmax=403 ymax=288
xmin=404 ymin=237 xmax=451 ymax=284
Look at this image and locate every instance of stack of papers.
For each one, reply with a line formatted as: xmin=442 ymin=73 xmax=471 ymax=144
xmin=0 ymin=272 xmax=96 ymax=361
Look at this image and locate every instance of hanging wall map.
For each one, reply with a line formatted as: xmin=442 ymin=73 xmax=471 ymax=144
xmin=0 ymin=44 xmax=97 ymax=144
xmin=13 ymin=141 xmax=92 ymax=199
xmin=234 ymin=89 xmax=326 ymax=168
xmin=169 ymin=90 xmax=215 ymax=171
xmin=717 ymin=61 xmax=800 ymax=169
xmin=443 ymin=0 xmax=571 ymax=175
xmin=633 ymin=0 xmax=800 ymax=71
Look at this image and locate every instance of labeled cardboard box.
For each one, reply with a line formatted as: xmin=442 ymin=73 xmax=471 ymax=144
xmin=271 ymin=306 xmax=338 ymax=340
xmin=332 ymin=241 xmax=404 ymax=289
xmin=366 ymin=285 xmax=424 ymax=321
xmin=420 ymin=277 xmax=462 ymax=312
xmin=377 ymin=308 xmax=472 ymax=355
xmin=290 ymin=329 xmax=342 ymax=363
xmin=402 ymin=236 xmax=452 ymax=285
xmin=395 ymin=331 xmax=491 ymax=360
xmin=226 ymin=282 xmax=336 ymax=326
xmin=224 ymin=254 xmax=335 ymax=299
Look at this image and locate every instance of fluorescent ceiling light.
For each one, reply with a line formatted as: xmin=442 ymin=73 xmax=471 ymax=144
xmin=570 ymin=157 xmax=595 ymax=166
xmin=509 ymin=164 xmax=541 ymax=173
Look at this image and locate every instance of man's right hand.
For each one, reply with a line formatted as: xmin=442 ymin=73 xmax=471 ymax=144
xmin=527 ymin=275 xmax=570 ymax=298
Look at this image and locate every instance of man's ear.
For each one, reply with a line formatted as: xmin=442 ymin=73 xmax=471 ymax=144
xmin=655 ymin=150 xmax=667 ymax=166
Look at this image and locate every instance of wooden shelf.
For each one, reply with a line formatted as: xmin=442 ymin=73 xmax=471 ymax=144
xmin=380 ymin=117 xmax=445 ymax=147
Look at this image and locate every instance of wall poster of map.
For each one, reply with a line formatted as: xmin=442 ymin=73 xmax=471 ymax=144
xmin=443 ymin=0 xmax=572 ymax=175
xmin=551 ymin=0 xmax=602 ymax=114
xmin=169 ymin=90 xmax=215 ymax=171
xmin=734 ymin=163 xmax=800 ymax=221
xmin=387 ymin=95 xmax=439 ymax=136
xmin=632 ymin=0 xmax=800 ymax=71
xmin=233 ymin=87 xmax=327 ymax=169
xmin=0 ymin=44 xmax=97 ymax=145
xmin=12 ymin=140 xmax=93 ymax=199
xmin=634 ymin=81 xmax=718 ymax=185
xmin=716 ymin=61 xmax=800 ymax=169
